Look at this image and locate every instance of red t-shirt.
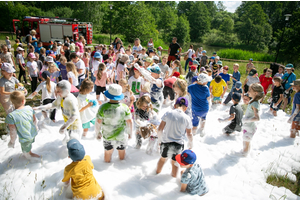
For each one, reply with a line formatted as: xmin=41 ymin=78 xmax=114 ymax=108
xmin=164 ymin=77 xmax=177 ymax=88
xmin=259 ymin=74 xmax=273 ymax=94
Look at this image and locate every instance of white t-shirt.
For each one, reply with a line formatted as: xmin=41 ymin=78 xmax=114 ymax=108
xmin=128 ymin=76 xmax=144 ymax=98
xmin=138 ymin=53 xmax=148 ymax=61
xmin=148 ymin=42 xmax=154 ymax=48
xmin=26 ymin=61 xmax=38 ymax=77
xmin=92 ymin=59 xmax=101 ymax=74
xmin=132 ymin=45 xmax=143 ymax=54
xmin=16 ymin=54 xmax=25 ymax=65
xmin=116 ymin=63 xmax=127 ymax=81
xmin=77 ymin=93 xmax=97 ymax=124
xmin=75 ymin=59 xmax=85 ymax=79
xmin=188 ymin=49 xmax=195 ymax=58
xmin=161 ymin=109 xmax=192 ymax=144
xmin=67 ymin=71 xmax=79 ymax=86
xmin=35 ymin=81 xmax=56 ymax=101
xmin=120 ymin=91 xmax=136 ymax=108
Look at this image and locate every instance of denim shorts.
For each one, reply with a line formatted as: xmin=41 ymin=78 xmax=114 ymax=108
xmin=192 ymin=110 xmax=208 ymax=127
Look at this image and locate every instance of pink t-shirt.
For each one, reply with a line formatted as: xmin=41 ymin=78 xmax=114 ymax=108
xmin=82 ymin=57 xmax=89 ymax=68
xmin=75 ymin=42 xmax=84 ymax=53
xmin=94 ymin=70 xmax=107 ymax=87
xmin=116 ymin=63 xmax=126 ymax=81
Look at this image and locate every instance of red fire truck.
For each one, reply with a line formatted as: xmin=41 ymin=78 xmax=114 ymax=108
xmin=13 ymin=16 xmax=93 ymax=46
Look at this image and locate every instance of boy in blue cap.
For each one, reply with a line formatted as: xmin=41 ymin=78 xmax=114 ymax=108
xmin=62 ymin=139 xmax=104 ymax=200
xmin=147 ymin=65 xmax=164 ymax=113
xmin=219 ymin=93 xmax=243 ymax=135
xmin=175 ymin=150 xmax=209 ymax=196
xmin=223 ymin=81 xmax=243 ymax=105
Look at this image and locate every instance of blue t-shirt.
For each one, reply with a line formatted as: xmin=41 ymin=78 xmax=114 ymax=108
xmin=35 ymin=46 xmax=41 ymax=54
xmin=181 ymin=163 xmax=209 ymax=196
xmin=188 ymin=84 xmax=210 ymax=112
xmin=59 ymin=63 xmax=68 ymax=80
xmin=292 ymin=92 xmax=300 ymax=122
xmin=219 ymin=73 xmax=230 ymax=83
xmin=282 ymin=72 xmax=296 ymax=90
xmin=5 ymin=106 xmax=37 ymax=143
xmin=232 ymin=71 xmax=241 ymax=84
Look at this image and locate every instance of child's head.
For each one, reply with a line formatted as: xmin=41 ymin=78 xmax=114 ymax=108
xmin=243 ymin=93 xmax=251 ymax=105
xmin=59 ymin=56 xmax=67 ymax=64
xmin=125 ymin=49 xmax=131 ymax=56
xmin=79 ymin=79 xmax=94 ymax=95
xmin=206 ymin=69 xmax=212 ymax=76
xmin=173 ymin=79 xmax=187 ymax=97
xmin=222 ymin=65 xmax=229 ymax=74
xmin=175 ymin=150 xmax=196 ymax=168
xmin=119 ymin=79 xmax=130 ymax=92
xmin=28 ymin=53 xmax=36 ymax=61
xmin=1 ymin=63 xmax=15 ymax=79
xmin=17 ymin=47 xmax=25 ymax=55
xmin=141 ymin=47 xmax=146 ymax=54
xmin=202 ymin=50 xmax=206 ymax=56
xmin=6 ymin=36 xmax=9 ymax=40
xmin=10 ymin=91 xmax=25 ymax=109
xmin=136 ymin=95 xmax=153 ymax=111
xmin=266 ymin=69 xmax=272 ymax=77
xmin=48 ymin=63 xmax=57 ymax=73
xmin=56 ymin=80 xmax=71 ymax=98
xmin=210 ymin=56 xmax=215 ymax=62
xmin=133 ymin=66 xmax=141 ymax=77
xmin=231 ymin=93 xmax=241 ymax=104
xmin=173 ymin=60 xmax=180 ymax=68
xmin=153 ymin=56 xmax=159 ymax=64
xmin=52 ymin=45 xmax=57 ymax=52
xmin=214 ymin=75 xmax=222 ymax=83
xmin=40 ymin=47 xmax=46 ymax=55
xmin=191 ymin=65 xmax=197 ymax=72
xmin=75 ymin=46 xmax=79 ymax=52
xmin=248 ymin=83 xmax=264 ymax=102
xmin=162 ymin=56 xmax=167 ymax=64
xmin=249 ymin=69 xmax=257 ymax=77
xmin=108 ymin=57 xmax=113 ymax=63
xmin=273 ymin=77 xmax=281 ymax=87
xmin=66 ymin=62 xmax=78 ymax=76
xmin=291 ymin=79 xmax=300 ymax=92
xmin=1 ymin=44 xmax=8 ymax=52
xmin=104 ymin=84 xmax=124 ymax=102
xmin=174 ymin=97 xmax=188 ymax=111
xmin=278 ymin=66 xmax=285 ymax=74
xmin=70 ymin=53 xmax=79 ymax=63
xmin=38 ymin=41 xmax=43 ymax=47
xmin=67 ymin=139 xmax=85 ymax=162
xmin=15 ymin=39 xmax=20 ymax=43
xmin=145 ymin=57 xmax=153 ymax=67
xmin=233 ymin=63 xmax=239 ymax=71
xmin=83 ymin=52 xmax=89 ymax=58
xmin=119 ymin=54 xmax=129 ymax=64
xmin=249 ymin=58 xmax=253 ymax=63
xmin=285 ymin=64 xmax=293 ymax=74
xmin=197 ymin=73 xmax=210 ymax=85
xmin=235 ymin=81 xmax=242 ymax=90
xmin=147 ymin=65 xmax=161 ymax=79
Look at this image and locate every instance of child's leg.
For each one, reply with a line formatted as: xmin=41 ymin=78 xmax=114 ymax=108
xmin=118 ymin=150 xmax=126 ymax=160
xmin=223 ymin=92 xmax=232 ymax=105
xmin=29 ymin=151 xmax=40 ymax=158
xmin=243 ymin=141 xmax=250 ymax=154
xmin=83 ymin=128 xmax=88 ymax=136
xmin=290 ymin=122 xmax=299 ymax=138
xmin=135 ymin=132 xmax=142 ymax=149
xmin=282 ymin=97 xmax=288 ymax=111
xmin=156 ymin=157 xmax=167 ymax=174
xmin=273 ymin=110 xmax=277 ymax=116
xmin=104 ymin=149 xmax=114 ymax=163
xmin=50 ymin=109 xmax=56 ymax=122
xmin=171 ymin=160 xmax=179 ymax=178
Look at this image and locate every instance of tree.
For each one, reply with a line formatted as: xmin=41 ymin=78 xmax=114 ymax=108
xmin=171 ymin=15 xmax=190 ymax=45
xmin=157 ymin=6 xmax=178 ymax=41
xmin=219 ymin=16 xmax=234 ymax=35
xmin=50 ymin=7 xmax=73 ymax=18
xmin=217 ymin=1 xmax=226 ymax=12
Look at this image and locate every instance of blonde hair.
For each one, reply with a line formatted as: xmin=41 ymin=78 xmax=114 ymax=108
xmin=40 ymin=48 xmax=46 ymax=55
xmin=234 ymin=63 xmax=239 ymax=67
xmin=45 ymin=76 xmax=51 ymax=93
xmin=174 ymin=79 xmax=187 ymax=97
xmin=66 ymin=62 xmax=78 ymax=77
xmin=48 ymin=63 xmax=57 ymax=73
xmin=83 ymin=52 xmax=89 ymax=58
xmin=59 ymin=56 xmax=67 ymax=63
xmin=142 ymin=82 xmax=151 ymax=93
xmin=249 ymin=83 xmax=264 ymax=103
xmin=173 ymin=60 xmax=183 ymax=74
xmin=119 ymin=79 xmax=132 ymax=94
xmin=10 ymin=91 xmax=25 ymax=108
xmin=30 ymin=30 xmax=36 ymax=35
xmin=97 ymin=63 xmax=106 ymax=80
xmin=79 ymin=79 xmax=94 ymax=94
xmin=136 ymin=95 xmax=153 ymax=112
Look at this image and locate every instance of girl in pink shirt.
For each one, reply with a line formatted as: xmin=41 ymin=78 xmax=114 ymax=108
xmin=75 ymin=36 xmax=84 ymax=54
xmin=94 ymin=63 xmax=107 ymax=104
xmin=82 ymin=52 xmax=90 ymax=79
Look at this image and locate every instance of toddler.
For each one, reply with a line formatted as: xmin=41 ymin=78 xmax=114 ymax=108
xmin=27 ymin=53 xmax=39 ymax=91
xmin=209 ymin=75 xmax=228 ymax=104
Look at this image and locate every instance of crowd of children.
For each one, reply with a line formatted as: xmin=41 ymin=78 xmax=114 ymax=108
xmin=0 ymin=36 xmax=299 ymax=199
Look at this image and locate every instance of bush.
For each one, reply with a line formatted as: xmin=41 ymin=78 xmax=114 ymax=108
xmin=217 ymin=49 xmax=277 ymax=62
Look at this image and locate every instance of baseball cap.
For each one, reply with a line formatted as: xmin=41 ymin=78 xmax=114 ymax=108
xmin=58 ymin=42 xmax=62 ymax=45
xmin=200 ymin=67 xmax=206 ymax=72
xmin=213 ymin=52 xmax=217 ymax=55
xmin=290 ymin=79 xmax=300 ymax=86
xmin=175 ymin=150 xmax=197 ymax=166
xmin=104 ymin=84 xmax=124 ymax=100
xmin=28 ymin=53 xmax=36 ymax=59
xmin=215 ymin=56 xmax=220 ymax=60
xmin=249 ymin=69 xmax=257 ymax=76
xmin=197 ymin=73 xmax=211 ymax=84
xmin=175 ymin=97 xmax=188 ymax=107
xmin=42 ymin=71 xmax=51 ymax=80
xmin=172 ymin=71 xmax=180 ymax=77
xmin=249 ymin=58 xmax=253 ymax=61
xmin=202 ymin=50 xmax=207 ymax=54
xmin=286 ymin=63 xmax=293 ymax=69
xmin=191 ymin=65 xmax=197 ymax=70
xmin=49 ymin=54 xmax=56 ymax=59
xmin=235 ymin=81 xmax=242 ymax=89
xmin=232 ymin=93 xmax=241 ymax=102
xmin=46 ymin=56 xmax=54 ymax=62
xmin=210 ymin=56 xmax=215 ymax=60
xmin=67 ymin=139 xmax=85 ymax=161
xmin=223 ymin=65 xmax=229 ymax=70
xmin=94 ymin=52 xmax=102 ymax=58
xmin=147 ymin=65 xmax=161 ymax=74
xmin=70 ymin=39 xmax=74 ymax=42
xmin=1 ymin=62 xmax=16 ymax=73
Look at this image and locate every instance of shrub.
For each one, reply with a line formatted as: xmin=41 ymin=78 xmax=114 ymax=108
xmin=217 ymin=49 xmax=277 ymax=62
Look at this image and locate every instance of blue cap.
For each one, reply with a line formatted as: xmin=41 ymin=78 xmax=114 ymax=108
xmin=192 ymin=75 xmax=198 ymax=83
xmin=249 ymin=58 xmax=253 ymax=61
xmin=232 ymin=93 xmax=241 ymax=102
xmin=94 ymin=52 xmax=102 ymax=58
xmin=175 ymin=150 xmax=197 ymax=165
xmin=67 ymin=139 xmax=85 ymax=161
xmin=210 ymin=56 xmax=215 ymax=60
xmin=235 ymin=81 xmax=242 ymax=89
xmin=202 ymin=50 xmax=207 ymax=54
xmin=175 ymin=97 xmax=188 ymax=107
xmin=148 ymin=49 xmax=154 ymax=53
xmin=286 ymin=63 xmax=293 ymax=69
xmin=147 ymin=65 xmax=161 ymax=74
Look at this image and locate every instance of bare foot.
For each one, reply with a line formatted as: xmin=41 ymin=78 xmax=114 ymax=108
xmin=52 ymin=120 xmax=56 ymax=123
xmin=30 ymin=151 xmax=40 ymax=158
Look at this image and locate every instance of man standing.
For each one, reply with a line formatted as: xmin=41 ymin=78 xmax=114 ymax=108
xmin=167 ymin=37 xmax=182 ymax=66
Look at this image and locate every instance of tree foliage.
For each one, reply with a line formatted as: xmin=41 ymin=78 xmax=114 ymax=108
xmin=171 ymin=15 xmax=190 ymax=45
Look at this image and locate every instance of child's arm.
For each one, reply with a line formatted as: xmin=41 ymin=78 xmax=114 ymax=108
xmin=218 ymin=113 xmax=235 ymax=122
xmin=68 ymin=77 xmax=73 ymax=85
xmin=126 ymin=119 xmax=133 ymax=139
xmin=244 ymin=106 xmax=260 ymax=122
xmin=129 ymin=94 xmax=135 ymax=109
xmin=222 ymin=85 xmax=228 ymax=98
xmin=157 ymin=120 xmax=166 ymax=143
xmin=79 ymin=102 xmax=93 ymax=112
xmin=180 ymin=183 xmax=188 ymax=192
xmin=209 ymin=85 xmax=213 ymax=98
xmin=95 ymin=119 xmax=103 ymax=139
xmin=186 ymin=128 xmax=193 ymax=149
xmin=59 ymin=115 xmax=77 ymax=134
xmin=0 ymin=86 xmax=11 ymax=95
xmin=275 ymin=94 xmax=284 ymax=107
xmin=8 ymin=124 xmax=17 ymax=148
xmin=288 ymin=104 xmax=300 ymax=123
xmin=27 ymin=91 xmax=38 ymax=99
xmin=33 ymin=103 xmax=55 ymax=111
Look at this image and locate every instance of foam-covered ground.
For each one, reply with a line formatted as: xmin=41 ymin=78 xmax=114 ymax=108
xmin=0 ymin=93 xmax=299 ymax=200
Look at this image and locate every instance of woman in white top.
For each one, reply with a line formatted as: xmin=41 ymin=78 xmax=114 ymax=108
xmin=183 ymin=44 xmax=195 ymax=73
xmin=66 ymin=62 xmax=79 ymax=88
xmin=147 ymin=38 xmax=154 ymax=51
xmin=132 ymin=38 xmax=143 ymax=55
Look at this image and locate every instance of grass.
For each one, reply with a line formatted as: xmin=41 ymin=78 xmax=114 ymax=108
xmin=267 ymin=172 xmax=300 ymax=196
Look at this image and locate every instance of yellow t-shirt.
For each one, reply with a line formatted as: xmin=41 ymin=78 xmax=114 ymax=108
xmin=62 ymin=155 xmax=103 ymax=200
xmin=210 ymin=79 xmax=227 ymax=97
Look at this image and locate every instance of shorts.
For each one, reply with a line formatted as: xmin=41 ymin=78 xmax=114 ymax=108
xmin=21 ymin=138 xmax=35 ymax=153
xmin=243 ymin=126 xmax=257 ymax=142
xmin=212 ymin=96 xmax=222 ymax=102
xmin=270 ymin=101 xmax=282 ymax=111
xmin=160 ymin=142 xmax=184 ymax=161
xmin=192 ymin=110 xmax=208 ymax=127
xmin=96 ymin=86 xmax=106 ymax=95
xmin=292 ymin=121 xmax=300 ymax=131
xmin=163 ymin=86 xmax=175 ymax=100
xmin=82 ymin=118 xmax=96 ymax=129
xmin=168 ymin=55 xmax=177 ymax=62
xmin=103 ymin=140 xmax=126 ymax=151
xmin=223 ymin=122 xmax=241 ymax=134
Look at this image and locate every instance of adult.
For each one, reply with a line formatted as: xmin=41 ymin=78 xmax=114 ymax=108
xmin=115 ymin=42 xmax=125 ymax=55
xmin=28 ymin=30 xmax=38 ymax=48
xmin=147 ymin=38 xmax=154 ymax=51
xmin=167 ymin=37 xmax=182 ymax=66
xmin=75 ymin=36 xmax=85 ymax=54
xmin=282 ymin=64 xmax=296 ymax=111
xmin=183 ymin=45 xmax=195 ymax=72
xmin=132 ymin=38 xmax=143 ymax=55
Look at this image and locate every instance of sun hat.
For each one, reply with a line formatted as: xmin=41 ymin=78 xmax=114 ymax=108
xmin=232 ymin=93 xmax=241 ymax=102
xmin=200 ymin=67 xmax=206 ymax=72
xmin=191 ymin=65 xmax=197 ymax=70
xmin=223 ymin=65 xmax=229 ymax=70
xmin=158 ymin=46 xmax=162 ymax=49
xmin=175 ymin=97 xmax=188 ymax=107
xmin=249 ymin=58 xmax=253 ymax=61
xmin=1 ymin=62 xmax=15 ymax=73
xmin=145 ymin=57 xmax=153 ymax=63
xmin=42 ymin=71 xmax=51 ymax=80
xmin=120 ymin=54 xmax=129 ymax=63
xmin=175 ymin=150 xmax=196 ymax=166
xmin=147 ymin=64 xmax=161 ymax=74
xmin=197 ymin=73 xmax=211 ymax=84
xmin=215 ymin=56 xmax=220 ymax=60
xmin=286 ymin=63 xmax=293 ymax=69
xmin=46 ymin=56 xmax=54 ymax=62
xmin=28 ymin=53 xmax=36 ymax=59
xmin=58 ymin=42 xmax=62 ymax=45
xmin=202 ymin=50 xmax=207 ymax=54
xmin=172 ymin=71 xmax=180 ymax=77
xmin=249 ymin=69 xmax=257 ymax=76
xmin=290 ymin=79 xmax=300 ymax=86
xmin=235 ymin=81 xmax=242 ymax=89
xmin=153 ymin=56 xmax=159 ymax=61
xmin=210 ymin=56 xmax=215 ymax=60
xmin=217 ymin=61 xmax=222 ymax=65
xmin=67 ymin=139 xmax=85 ymax=162
xmin=104 ymin=84 xmax=124 ymax=100
xmin=16 ymin=47 xmax=24 ymax=51
xmin=93 ymin=52 xmax=102 ymax=58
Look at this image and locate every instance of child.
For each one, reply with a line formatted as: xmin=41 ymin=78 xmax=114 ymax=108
xmin=188 ymin=74 xmax=210 ymax=136
xmin=77 ymin=79 xmax=97 ymax=137
xmin=209 ymin=75 xmax=228 ymax=104
xmin=173 ymin=79 xmax=192 ymax=119
xmin=70 ymin=53 xmax=86 ymax=86
xmin=35 ymin=42 xmax=42 ymax=54
xmin=27 ymin=53 xmax=39 ymax=92
xmin=95 ymin=63 xmax=108 ymax=104
xmin=91 ymin=52 xmax=102 ymax=87
xmin=242 ymin=93 xmax=251 ymax=113
xmin=288 ymin=79 xmax=300 ymax=138
xmin=274 ymin=65 xmax=285 ymax=78
xmin=230 ymin=63 xmax=241 ymax=89
xmin=156 ymin=97 xmax=193 ymax=177
xmin=206 ymin=69 xmax=212 ymax=87
xmin=66 ymin=62 xmax=79 ymax=88
xmin=138 ymin=48 xmax=148 ymax=62
xmin=59 ymin=56 xmax=68 ymax=80
xmin=186 ymin=65 xmax=198 ymax=86
xmin=0 ymin=63 xmax=25 ymax=114
xmin=170 ymin=60 xmax=183 ymax=77
xmin=158 ymin=56 xmax=169 ymax=80
xmin=218 ymin=93 xmax=243 ymax=135
xmin=212 ymin=64 xmax=219 ymax=79
xmin=119 ymin=79 xmax=136 ymax=115
xmin=282 ymin=64 xmax=296 ymax=111
xmin=82 ymin=52 xmax=90 ymax=79
xmin=116 ymin=54 xmax=129 ymax=84
xmin=219 ymin=65 xmax=230 ymax=85
xmin=27 ymin=71 xmax=57 ymax=123
xmin=128 ymin=66 xmax=144 ymax=101
xmin=246 ymin=58 xmax=254 ymax=74
xmin=223 ymin=81 xmax=243 ymax=105
xmin=134 ymin=95 xmax=159 ymax=154
xmin=259 ymin=68 xmax=273 ymax=101
xmin=163 ymin=71 xmax=180 ymax=105
xmin=48 ymin=63 xmax=60 ymax=83
xmin=62 ymin=139 xmax=104 ymax=200
xmin=5 ymin=36 xmax=11 ymax=50
xmin=200 ymin=50 xmax=208 ymax=69
xmin=13 ymin=39 xmax=20 ymax=57
xmin=147 ymin=65 xmax=164 ymax=113
xmin=243 ymin=69 xmax=259 ymax=95
xmin=270 ymin=77 xmax=284 ymax=116
xmin=16 ymin=47 xmax=28 ymax=85
xmin=34 ymin=80 xmax=82 ymax=143
xmin=106 ymin=57 xmax=115 ymax=84
xmin=5 ymin=91 xmax=39 ymax=159
xmin=95 ymin=84 xmax=133 ymax=163
xmin=242 ymin=83 xmax=263 ymax=155
xmin=175 ymin=150 xmax=209 ymax=196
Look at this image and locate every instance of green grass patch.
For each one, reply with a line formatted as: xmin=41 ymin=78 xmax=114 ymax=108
xmin=267 ymin=173 xmax=300 ymax=196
